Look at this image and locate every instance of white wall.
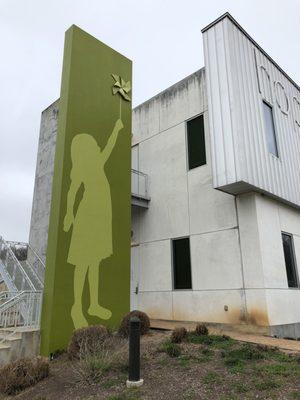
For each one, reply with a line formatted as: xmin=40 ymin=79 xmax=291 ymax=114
xmin=132 ymin=69 xmax=246 ymax=324
xmin=237 ymin=192 xmax=300 ymax=326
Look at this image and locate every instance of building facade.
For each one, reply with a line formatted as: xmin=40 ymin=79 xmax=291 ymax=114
xmin=29 ymin=13 xmax=300 ymax=338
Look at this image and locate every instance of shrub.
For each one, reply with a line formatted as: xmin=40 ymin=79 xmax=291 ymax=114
xmin=162 ymin=340 xmax=181 ymax=358
xmin=68 ymin=325 xmax=109 ymax=359
xmin=195 ymin=323 xmax=208 ymax=336
xmin=0 ymin=357 xmax=49 ymax=395
xmin=118 ymin=310 xmax=150 ymax=337
xmin=171 ymin=327 xmax=188 ymax=343
xmin=73 ymin=335 xmax=128 ymax=383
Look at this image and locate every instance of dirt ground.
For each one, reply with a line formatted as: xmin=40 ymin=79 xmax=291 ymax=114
xmin=1 ymin=330 xmax=300 ymax=400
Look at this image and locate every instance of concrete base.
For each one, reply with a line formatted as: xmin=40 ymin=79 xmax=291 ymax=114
xmin=270 ymin=323 xmax=300 ymax=340
xmin=0 ymin=328 xmax=40 ymax=366
xmin=126 ymin=379 xmax=144 ymax=388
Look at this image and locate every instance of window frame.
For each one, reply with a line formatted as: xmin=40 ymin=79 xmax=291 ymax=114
xmin=171 ymin=236 xmax=193 ymax=291
xmin=281 ymin=231 xmax=300 ymax=289
xmin=262 ymin=99 xmax=280 ymax=159
xmin=185 ymin=113 xmax=207 ymax=171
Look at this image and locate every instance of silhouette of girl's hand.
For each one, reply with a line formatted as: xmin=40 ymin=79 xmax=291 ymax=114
xmin=63 ymin=213 xmax=74 ymax=232
xmin=115 ymin=119 xmax=124 ymax=131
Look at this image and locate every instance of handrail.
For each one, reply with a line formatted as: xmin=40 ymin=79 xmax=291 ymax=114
xmin=0 ymin=237 xmax=35 ymax=291
xmin=27 ymin=244 xmax=45 ymax=268
xmin=5 ymin=243 xmax=35 ymax=291
xmin=8 ymin=241 xmax=45 ymax=269
xmin=0 ymin=290 xmax=42 ymax=331
xmin=0 ymin=291 xmax=19 ymax=301
xmin=7 ymin=240 xmax=45 ymax=285
xmin=131 ymin=169 xmax=150 ymax=199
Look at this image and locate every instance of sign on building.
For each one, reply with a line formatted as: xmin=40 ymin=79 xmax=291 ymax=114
xmin=40 ymin=26 xmax=132 ymax=355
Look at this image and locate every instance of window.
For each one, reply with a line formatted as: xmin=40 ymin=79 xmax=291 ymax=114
xmin=263 ymin=101 xmax=278 ymax=157
xmin=282 ymin=233 xmax=299 ymax=288
xmin=172 ymin=237 xmax=192 ymax=289
xmin=187 ymin=114 xmax=206 ymax=169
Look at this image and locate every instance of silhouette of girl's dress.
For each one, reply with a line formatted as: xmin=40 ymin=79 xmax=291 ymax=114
xmin=67 ymin=139 xmax=113 ymax=266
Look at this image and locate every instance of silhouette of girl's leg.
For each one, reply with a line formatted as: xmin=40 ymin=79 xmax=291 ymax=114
xmin=88 ymin=261 xmax=112 ymax=320
xmin=71 ymin=265 xmax=89 ymax=329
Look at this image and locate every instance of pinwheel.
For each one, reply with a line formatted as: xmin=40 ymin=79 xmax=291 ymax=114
xmin=111 ymin=74 xmax=131 ymax=118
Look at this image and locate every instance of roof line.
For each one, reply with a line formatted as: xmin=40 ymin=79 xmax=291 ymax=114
xmin=133 ymin=67 xmax=204 ymax=111
xmin=201 ymin=12 xmax=300 ymax=92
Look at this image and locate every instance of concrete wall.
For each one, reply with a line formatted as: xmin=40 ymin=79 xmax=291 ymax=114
xmin=28 ymin=100 xmax=59 ymax=262
xmin=237 ymin=192 xmax=300 ymax=335
xmin=131 ymin=69 xmax=247 ymax=325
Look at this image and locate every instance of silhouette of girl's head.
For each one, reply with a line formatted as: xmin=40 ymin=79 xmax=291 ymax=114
xmin=71 ymin=134 xmax=100 ymax=171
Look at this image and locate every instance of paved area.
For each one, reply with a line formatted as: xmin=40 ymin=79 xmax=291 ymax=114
xmin=222 ymin=330 xmax=300 ymax=353
xmin=151 ymin=319 xmax=300 ymax=353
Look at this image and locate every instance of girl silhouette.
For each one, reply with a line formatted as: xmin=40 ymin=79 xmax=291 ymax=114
xmin=63 ymin=118 xmax=124 ymax=329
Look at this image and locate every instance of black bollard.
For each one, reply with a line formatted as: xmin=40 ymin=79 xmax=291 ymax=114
xmin=127 ymin=316 xmax=143 ymax=387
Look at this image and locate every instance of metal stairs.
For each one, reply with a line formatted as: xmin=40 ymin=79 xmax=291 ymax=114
xmin=0 ymin=237 xmax=44 ymax=363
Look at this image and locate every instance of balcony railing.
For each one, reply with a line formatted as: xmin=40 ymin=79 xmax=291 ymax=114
xmin=131 ymin=169 xmax=149 ymax=199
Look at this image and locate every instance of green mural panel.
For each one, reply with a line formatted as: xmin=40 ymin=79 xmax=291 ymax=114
xmin=40 ymin=26 xmax=132 ymax=355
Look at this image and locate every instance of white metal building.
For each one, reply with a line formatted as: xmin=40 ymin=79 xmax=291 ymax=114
xmin=28 ymin=13 xmax=300 ymax=338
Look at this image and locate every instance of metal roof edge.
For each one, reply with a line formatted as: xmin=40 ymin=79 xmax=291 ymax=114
xmin=201 ymin=12 xmax=300 ymax=92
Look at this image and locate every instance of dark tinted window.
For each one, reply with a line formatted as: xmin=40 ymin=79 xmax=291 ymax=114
xmin=282 ymin=233 xmax=299 ymax=288
xmin=187 ymin=115 xmax=206 ymax=169
xmin=263 ymin=101 xmax=278 ymax=157
xmin=172 ymin=238 xmax=192 ymax=289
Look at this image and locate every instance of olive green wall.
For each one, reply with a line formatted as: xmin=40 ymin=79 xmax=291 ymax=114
xmin=40 ymin=25 xmax=132 ymax=356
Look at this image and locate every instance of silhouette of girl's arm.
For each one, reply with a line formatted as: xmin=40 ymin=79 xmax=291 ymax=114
xmin=63 ymin=174 xmax=80 ymax=232
xmin=102 ymin=119 xmax=124 ymax=163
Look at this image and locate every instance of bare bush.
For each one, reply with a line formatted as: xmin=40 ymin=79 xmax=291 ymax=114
xmin=68 ymin=325 xmax=109 ymax=359
xmin=171 ymin=327 xmax=188 ymax=343
xmin=73 ymin=335 xmax=128 ymax=383
xmin=0 ymin=357 xmax=49 ymax=395
xmin=118 ymin=310 xmax=150 ymax=337
xmin=195 ymin=323 xmax=209 ymax=336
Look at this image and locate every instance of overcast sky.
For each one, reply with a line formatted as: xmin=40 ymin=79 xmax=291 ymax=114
xmin=1 ymin=0 xmax=300 ymax=243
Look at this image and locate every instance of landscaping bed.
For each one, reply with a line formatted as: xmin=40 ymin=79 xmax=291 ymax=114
xmin=0 ymin=329 xmax=299 ymax=400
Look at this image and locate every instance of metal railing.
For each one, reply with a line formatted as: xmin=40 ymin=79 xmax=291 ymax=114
xmin=131 ymin=169 xmax=149 ymax=199
xmin=6 ymin=241 xmax=45 ymax=286
xmin=0 ymin=291 xmax=42 ymax=331
xmin=0 ymin=237 xmax=35 ymax=291
xmin=0 ymin=291 xmax=19 ymax=304
xmin=26 ymin=244 xmax=45 ymax=283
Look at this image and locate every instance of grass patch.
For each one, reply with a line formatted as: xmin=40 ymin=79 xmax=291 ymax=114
xmin=177 ymin=355 xmax=191 ymax=369
xmin=161 ymin=340 xmax=181 ymax=358
xmin=102 ymin=378 xmax=119 ymax=389
xmin=232 ymin=382 xmax=250 ymax=393
xmin=258 ymin=362 xmax=299 ymax=378
xmin=289 ymin=391 xmax=300 ymax=399
xmin=201 ymin=347 xmax=214 ymax=356
xmin=227 ymin=362 xmax=245 ymax=374
xmin=202 ymin=371 xmax=221 ymax=385
xmin=254 ymin=379 xmax=282 ymax=391
xmin=225 ymin=343 xmax=265 ymax=361
xmin=188 ymin=334 xmax=234 ymax=349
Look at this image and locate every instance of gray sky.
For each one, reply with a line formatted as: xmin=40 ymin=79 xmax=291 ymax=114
xmin=1 ymin=0 xmax=300 ymax=243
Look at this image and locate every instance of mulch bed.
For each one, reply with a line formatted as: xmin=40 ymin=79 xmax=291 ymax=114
xmin=1 ymin=330 xmax=300 ymax=400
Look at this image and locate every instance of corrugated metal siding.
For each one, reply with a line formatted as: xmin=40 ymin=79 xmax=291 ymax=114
xmin=203 ymin=16 xmax=300 ymax=208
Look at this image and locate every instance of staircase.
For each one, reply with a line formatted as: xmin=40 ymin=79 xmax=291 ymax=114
xmin=0 ymin=237 xmax=44 ymax=364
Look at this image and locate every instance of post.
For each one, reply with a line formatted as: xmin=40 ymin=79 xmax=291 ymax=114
xmin=126 ymin=316 xmax=144 ymax=388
